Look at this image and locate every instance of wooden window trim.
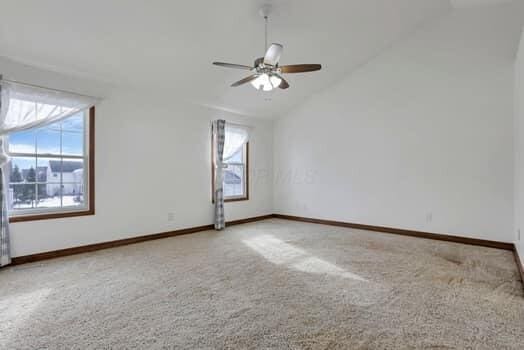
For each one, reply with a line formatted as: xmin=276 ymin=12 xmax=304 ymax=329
xmin=211 ymin=133 xmax=249 ymax=203
xmin=9 ymin=106 xmax=95 ymax=223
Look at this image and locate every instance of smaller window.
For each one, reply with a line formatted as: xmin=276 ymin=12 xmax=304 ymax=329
xmin=211 ymin=130 xmax=249 ymax=202
xmin=223 ymin=143 xmax=248 ymax=201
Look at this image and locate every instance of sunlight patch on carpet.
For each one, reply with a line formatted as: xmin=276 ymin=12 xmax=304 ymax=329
xmin=243 ymin=235 xmax=367 ymax=281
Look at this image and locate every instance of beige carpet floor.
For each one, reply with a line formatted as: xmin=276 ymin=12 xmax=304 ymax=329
xmin=1 ymin=219 xmax=523 ymax=349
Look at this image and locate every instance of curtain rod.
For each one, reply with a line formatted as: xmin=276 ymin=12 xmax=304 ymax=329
xmin=210 ymin=120 xmax=254 ymax=130
xmin=0 ymin=75 xmax=100 ymax=100
xmin=226 ymin=121 xmax=254 ymax=129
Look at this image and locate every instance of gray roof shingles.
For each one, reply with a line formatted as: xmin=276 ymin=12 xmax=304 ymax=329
xmin=49 ymin=160 xmax=83 ymax=173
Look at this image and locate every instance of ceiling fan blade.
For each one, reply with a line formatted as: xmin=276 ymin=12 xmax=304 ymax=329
xmin=264 ymin=43 xmax=283 ymax=66
xmin=213 ymin=62 xmax=253 ymax=70
xmin=280 ymin=64 xmax=322 ymax=73
xmin=231 ymin=75 xmax=258 ymax=87
xmin=278 ymin=76 xmax=290 ymax=89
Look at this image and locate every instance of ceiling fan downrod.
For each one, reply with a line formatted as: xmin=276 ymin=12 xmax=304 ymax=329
xmin=264 ymin=15 xmax=268 ymax=53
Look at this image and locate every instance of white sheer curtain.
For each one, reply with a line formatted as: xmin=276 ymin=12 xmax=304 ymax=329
xmin=0 ymin=79 xmax=98 ymax=266
xmin=0 ymin=80 xmax=99 ymax=165
xmin=223 ymin=123 xmax=250 ymax=161
xmin=0 ymin=80 xmax=98 ymax=133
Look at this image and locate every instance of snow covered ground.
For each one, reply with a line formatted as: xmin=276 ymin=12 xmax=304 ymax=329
xmin=12 ymin=195 xmax=83 ymax=209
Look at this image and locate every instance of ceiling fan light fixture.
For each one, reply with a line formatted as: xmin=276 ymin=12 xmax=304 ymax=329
xmin=270 ymin=75 xmax=282 ymax=88
xmin=251 ymin=73 xmax=273 ymax=91
xmin=250 ymin=73 xmax=282 ymax=91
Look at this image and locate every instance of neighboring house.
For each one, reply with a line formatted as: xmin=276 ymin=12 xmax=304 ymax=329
xmin=72 ymin=168 xmax=84 ymax=195
xmin=224 ymin=169 xmax=242 ymax=197
xmin=224 ymin=170 xmax=241 ymax=185
xmin=46 ymin=160 xmax=84 ymax=197
xmin=15 ymin=161 xmax=84 ymax=198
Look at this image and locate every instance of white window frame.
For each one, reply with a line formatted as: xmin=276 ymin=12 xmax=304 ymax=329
xmin=6 ymin=109 xmax=92 ymax=219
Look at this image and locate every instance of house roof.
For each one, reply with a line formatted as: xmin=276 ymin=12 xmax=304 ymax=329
xmin=49 ymin=160 xmax=83 ymax=173
xmin=224 ymin=170 xmax=241 ymax=185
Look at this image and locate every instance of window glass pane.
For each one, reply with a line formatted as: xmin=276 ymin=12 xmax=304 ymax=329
xmin=35 ymin=183 xmax=61 ymax=209
xmin=225 ymin=147 xmax=243 ymax=164
xmin=62 ymin=131 xmax=83 ymax=156
xmin=9 ymin=157 xmax=36 ymax=184
xmin=8 ymin=130 xmax=36 ymax=154
xmin=36 ymin=127 xmax=61 ymax=155
xmin=61 ymin=112 xmax=84 ymax=132
xmin=8 ymin=157 xmax=38 ymax=210
xmin=31 ymin=157 xmax=60 ymax=209
xmin=61 ymin=159 xmax=84 ymax=207
xmin=9 ymin=183 xmax=36 ymax=210
xmin=223 ymin=164 xmax=245 ymax=197
xmin=36 ymin=157 xmax=59 ymax=184
xmin=63 ymin=182 xmax=84 ymax=207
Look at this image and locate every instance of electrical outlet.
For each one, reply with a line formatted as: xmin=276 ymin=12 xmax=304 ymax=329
xmin=518 ymin=229 xmax=521 ymax=241
xmin=167 ymin=212 xmax=175 ymax=222
xmin=426 ymin=212 xmax=433 ymax=223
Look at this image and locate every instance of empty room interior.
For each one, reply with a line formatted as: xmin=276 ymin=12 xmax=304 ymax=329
xmin=1 ymin=0 xmax=524 ymax=348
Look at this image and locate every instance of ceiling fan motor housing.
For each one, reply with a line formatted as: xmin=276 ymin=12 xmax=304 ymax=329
xmin=254 ymin=57 xmax=264 ymax=68
xmin=254 ymin=57 xmax=280 ymax=74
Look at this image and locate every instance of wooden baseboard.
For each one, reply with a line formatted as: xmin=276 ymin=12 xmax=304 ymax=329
xmin=514 ymin=244 xmax=524 ymax=286
xmin=10 ymin=214 xmax=273 ymax=266
xmin=8 ymin=212 xmax=518 ymax=275
xmin=227 ymin=214 xmax=274 ymax=226
xmin=273 ymin=214 xmax=524 ymax=290
xmin=272 ymin=214 xmax=514 ymax=251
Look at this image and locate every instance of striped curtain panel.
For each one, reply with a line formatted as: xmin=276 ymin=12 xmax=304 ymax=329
xmin=212 ymin=120 xmax=226 ymax=230
xmin=0 ymin=83 xmax=10 ymax=266
xmin=0 ymin=150 xmax=9 ymax=266
xmin=0 ymin=174 xmax=9 ymax=266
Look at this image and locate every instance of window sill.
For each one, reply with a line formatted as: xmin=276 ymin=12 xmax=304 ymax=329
xmin=212 ymin=196 xmax=249 ymax=204
xmin=9 ymin=208 xmax=94 ymax=223
xmin=224 ymin=197 xmax=249 ymax=203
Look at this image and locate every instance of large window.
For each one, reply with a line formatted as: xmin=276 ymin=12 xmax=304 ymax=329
xmin=6 ymin=107 xmax=94 ymax=221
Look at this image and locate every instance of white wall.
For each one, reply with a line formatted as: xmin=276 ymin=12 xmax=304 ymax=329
xmin=514 ymin=26 xmax=524 ymax=256
xmin=1 ymin=58 xmax=273 ymax=257
xmin=274 ymin=3 xmax=524 ymax=242
xmin=4 ymin=2 xmax=524 ymax=257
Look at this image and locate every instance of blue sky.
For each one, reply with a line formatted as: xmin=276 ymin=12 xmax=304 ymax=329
xmin=9 ymin=113 xmax=85 ymax=171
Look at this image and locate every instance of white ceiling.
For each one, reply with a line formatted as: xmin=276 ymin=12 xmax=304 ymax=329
xmin=0 ymin=0 xmax=451 ymax=118
xmin=450 ymin=0 xmax=515 ymax=8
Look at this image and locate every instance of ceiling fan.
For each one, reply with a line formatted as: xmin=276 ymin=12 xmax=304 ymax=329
xmin=212 ymin=7 xmax=321 ymax=92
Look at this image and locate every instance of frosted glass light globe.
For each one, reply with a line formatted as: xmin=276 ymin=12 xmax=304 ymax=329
xmin=251 ymin=74 xmax=273 ymax=91
xmin=269 ymin=75 xmax=282 ymax=88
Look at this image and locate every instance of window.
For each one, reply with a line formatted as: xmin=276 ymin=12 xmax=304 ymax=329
xmin=212 ymin=132 xmax=249 ymax=202
xmin=7 ymin=107 xmax=95 ymax=222
xmin=223 ymin=142 xmax=248 ymax=200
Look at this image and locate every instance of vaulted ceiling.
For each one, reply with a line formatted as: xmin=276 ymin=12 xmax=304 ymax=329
xmin=0 ymin=1 xmax=453 ymax=117
xmin=450 ymin=0 xmax=516 ymax=8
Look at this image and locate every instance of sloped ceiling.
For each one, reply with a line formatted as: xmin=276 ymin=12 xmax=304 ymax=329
xmin=450 ymin=0 xmax=515 ymax=8
xmin=0 ymin=0 xmax=451 ymax=118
